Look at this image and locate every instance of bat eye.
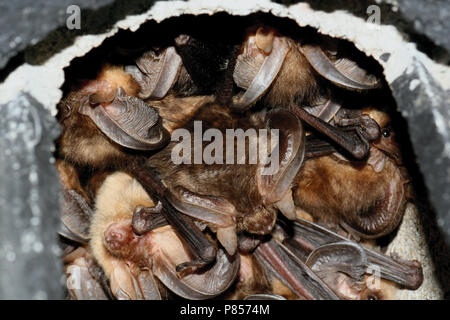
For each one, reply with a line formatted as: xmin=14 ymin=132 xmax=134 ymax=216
xmin=367 ymin=295 xmax=378 ymax=300
xmin=381 ymin=128 xmax=391 ymax=138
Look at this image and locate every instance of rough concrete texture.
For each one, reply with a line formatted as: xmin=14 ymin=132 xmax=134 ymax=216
xmin=388 ymin=204 xmax=447 ymax=299
xmin=0 ymin=0 xmax=449 ymax=299
xmin=395 ymin=0 xmax=450 ymax=53
xmin=0 ymin=93 xmax=63 ymax=299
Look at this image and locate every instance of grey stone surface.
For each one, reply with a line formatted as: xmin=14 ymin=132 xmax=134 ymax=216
xmin=0 ymin=93 xmax=63 ymax=299
xmin=391 ymin=58 xmax=450 ymax=244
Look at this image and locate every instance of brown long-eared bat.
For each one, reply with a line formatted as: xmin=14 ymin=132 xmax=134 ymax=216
xmin=293 ymin=108 xmax=411 ymax=239
xmin=89 ymin=171 xmax=239 ymax=300
xmin=231 ymin=26 xmax=382 ymax=160
xmin=253 ymin=218 xmax=422 ymax=300
xmin=57 ymin=65 xmax=169 ymax=169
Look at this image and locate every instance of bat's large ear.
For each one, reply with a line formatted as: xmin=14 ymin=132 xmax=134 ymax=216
xmin=126 ymin=46 xmax=182 ymax=100
xmin=166 ymin=187 xmax=236 ymax=228
xmin=300 ymin=44 xmax=380 ymax=90
xmin=339 ymin=162 xmax=406 ymax=239
xmin=232 ymin=28 xmax=290 ymax=110
xmin=257 ymin=108 xmax=305 ymax=220
xmin=59 ymin=188 xmax=92 ymax=244
xmin=165 ymin=187 xmax=238 ymax=256
xmin=80 ymin=87 xmax=169 ymax=151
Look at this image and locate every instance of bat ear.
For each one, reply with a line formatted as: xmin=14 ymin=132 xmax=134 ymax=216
xmin=109 ymin=258 xmax=163 ymax=300
xmin=289 ymin=218 xmax=423 ymax=290
xmin=127 ymin=46 xmax=182 ymax=100
xmin=59 ymin=188 xmax=92 ymax=244
xmin=162 ymin=185 xmax=238 ymax=255
xmin=339 ymin=163 xmax=406 ymax=239
xmin=300 ymin=44 xmax=380 ymax=90
xmin=257 ymin=108 xmax=305 ymax=217
xmin=306 ymin=242 xmax=368 ymax=299
xmin=165 ymin=186 xmax=236 ymax=227
xmin=255 ymin=26 xmax=275 ymax=54
xmin=255 ymin=239 xmax=340 ymax=300
xmin=109 ymin=260 xmax=141 ymax=300
xmin=66 ymin=256 xmax=109 ymax=300
xmin=116 ymin=86 xmax=126 ymax=97
xmin=88 ymin=84 xmax=117 ymax=105
xmin=232 ymin=34 xmax=290 ymax=110
xmin=151 ymin=233 xmax=240 ymax=299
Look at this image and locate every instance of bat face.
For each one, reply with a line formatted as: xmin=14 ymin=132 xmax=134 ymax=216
xmin=57 ymin=65 xmax=169 ymax=169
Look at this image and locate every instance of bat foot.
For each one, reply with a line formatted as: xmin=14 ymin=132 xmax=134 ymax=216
xmin=132 ymin=202 xmax=166 ymax=235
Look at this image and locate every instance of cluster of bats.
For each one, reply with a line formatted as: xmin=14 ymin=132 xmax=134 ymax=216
xmin=56 ymin=23 xmax=423 ymax=300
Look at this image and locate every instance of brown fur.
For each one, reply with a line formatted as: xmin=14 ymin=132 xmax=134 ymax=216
xmin=96 ymin=65 xmax=140 ymax=97
xmin=149 ymin=95 xmax=214 ymax=133
xmin=293 ymin=108 xmax=410 ymax=238
xmin=148 ymin=103 xmax=279 ymax=235
xmin=90 ymin=172 xmax=203 ymax=300
xmin=293 ymin=150 xmax=407 ymax=237
xmin=264 ymin=41 xmax=321 ymax=107
xmin=270 ymin=278 xmax=298 ymax=300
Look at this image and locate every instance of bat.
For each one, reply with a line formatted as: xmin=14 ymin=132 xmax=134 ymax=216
xmin=135 ymin=101 xmax=305 ymax=262
xmin=231 ymin=25 xmax=381 ymax=160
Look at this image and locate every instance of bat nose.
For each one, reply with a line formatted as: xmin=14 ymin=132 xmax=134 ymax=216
xmin=104 ymin=223 xmax=130 ymax=251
